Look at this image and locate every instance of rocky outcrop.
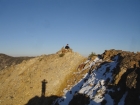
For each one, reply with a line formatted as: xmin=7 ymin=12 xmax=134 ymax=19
xmin=56 ymin=47 xmax=73 ymax=55
xmin=102 ymin=49 xmax=140 ymax=105
xmin=55 ymin=49 xmax=140 ymax=105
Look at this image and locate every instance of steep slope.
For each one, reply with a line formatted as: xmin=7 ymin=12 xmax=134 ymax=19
xmin=54 ymin=50 xmax=140 ymax=105
xmin=0 ymin=51 xmax=85 ymax=105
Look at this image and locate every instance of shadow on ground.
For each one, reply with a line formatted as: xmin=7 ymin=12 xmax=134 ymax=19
xmin=68 ymin=93 xmax=90 ymax=105
xmin=25 ymin=79 xmax=60 ymax=105
xmin=25 ymin=95 xmax=60 ymax=105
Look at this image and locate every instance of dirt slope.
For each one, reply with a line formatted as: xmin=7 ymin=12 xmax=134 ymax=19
xmin=0 ymin=51 xmax=86 ymax=105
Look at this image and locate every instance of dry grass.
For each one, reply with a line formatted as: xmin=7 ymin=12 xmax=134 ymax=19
xmin=56 ymin=58 xmax=88 ymax=96
xmin=56 ymin=67 xmax=78 ymax=96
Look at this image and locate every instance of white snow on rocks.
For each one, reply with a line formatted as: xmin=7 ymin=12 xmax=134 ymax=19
xmin=54 ymin=55 xmax=127 ymax=105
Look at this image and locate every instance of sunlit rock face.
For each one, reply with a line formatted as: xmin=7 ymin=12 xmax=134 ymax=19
xmin=55 ymin=50 xmax=140 ymax=105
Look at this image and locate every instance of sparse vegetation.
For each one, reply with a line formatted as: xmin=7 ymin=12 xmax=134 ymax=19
xmin=88 ymin=52 xmax=97 ymax=58
xmin=59 ymin=53 xmax=65 ymax=57
xmin=57 ymin=58 xmax=87 ymax=96
xmin=0 ymin=51 xmax=86 ymax=105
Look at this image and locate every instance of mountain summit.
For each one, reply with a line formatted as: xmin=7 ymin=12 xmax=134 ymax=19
xmin=0 ymin=49 xmax=140 ymax=105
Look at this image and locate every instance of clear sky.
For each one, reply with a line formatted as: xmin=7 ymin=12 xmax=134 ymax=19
xmin=0 ymin=0 xmax=140 ymax=57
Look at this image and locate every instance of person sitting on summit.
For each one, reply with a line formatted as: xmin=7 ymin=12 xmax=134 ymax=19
xmin=65 ymin=44 xmax=70 ymax=49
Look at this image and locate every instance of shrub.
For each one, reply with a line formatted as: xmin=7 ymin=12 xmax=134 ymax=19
xmin=88 ymin=52 xmax=97 ymax=58
xmin=59 ymin=53 xmax=65 ymax=57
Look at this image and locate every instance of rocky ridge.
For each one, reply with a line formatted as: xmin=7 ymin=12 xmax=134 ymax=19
xmin=54 ymin=49 xmax=140 ymax=105
xmin=0 ymin=49 xmax=140 ymax=105
xmin=0 ymin=50 xmax=86 ymax=105
xmin=102 ymin=49 xmax=140 ymax=105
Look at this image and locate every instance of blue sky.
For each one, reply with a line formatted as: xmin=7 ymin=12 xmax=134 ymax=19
xmin=0 ymin=0 xmax=140 ymax=57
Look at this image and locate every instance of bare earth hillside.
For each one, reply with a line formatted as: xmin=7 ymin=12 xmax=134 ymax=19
xmin=0 ymin=51 xmax=86 ymax=105
xmin=0 ymin=53 xmax=34 ymax=71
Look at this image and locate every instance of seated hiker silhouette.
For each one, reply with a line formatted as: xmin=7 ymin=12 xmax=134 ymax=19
xmin=65 ymin=44 xmax=70 ymax=49
xmin=41 ymin=79 xmax=47 ymax=97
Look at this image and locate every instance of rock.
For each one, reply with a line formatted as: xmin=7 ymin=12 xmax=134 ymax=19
xmin=126 ymin=70 xmax=137 ymax=88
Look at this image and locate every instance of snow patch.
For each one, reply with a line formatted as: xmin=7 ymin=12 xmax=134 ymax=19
xmin=55 ymin=56 xmax=119 ymax=105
